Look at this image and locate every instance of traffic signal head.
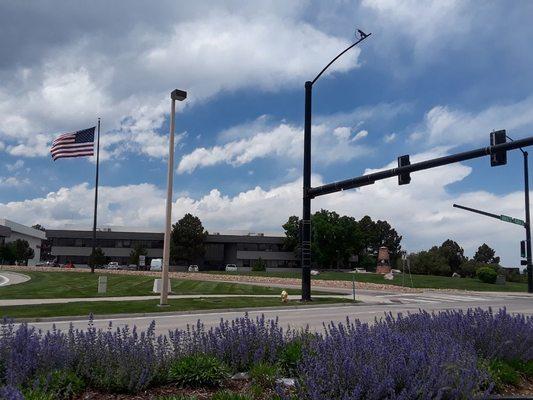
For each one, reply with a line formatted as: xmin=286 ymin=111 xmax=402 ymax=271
xmin=398 ymin=155 xmax=411 ymax=185
xmin=490 ymin=130 xmax=507 ymax=167
xmin=521 ymin=240 xmax=526 ymax=258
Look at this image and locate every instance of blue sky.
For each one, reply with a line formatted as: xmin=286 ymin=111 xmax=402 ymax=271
xmin=1 ymin=0 xmax=533 ymax=267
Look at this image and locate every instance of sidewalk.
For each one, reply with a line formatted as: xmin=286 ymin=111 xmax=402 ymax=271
xmin=0 ymin=293 xmax=371 ymax=307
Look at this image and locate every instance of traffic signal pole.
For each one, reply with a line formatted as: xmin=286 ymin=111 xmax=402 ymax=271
xmin=453 ymin=150 xmax=533 ymax=293
xmin=302 ymin=135 xmax=533 ymax=298
xmin=309 ymin=137 xmax=533 ymax=198
xmin=523 ymin=152 xmax=533 ymax=293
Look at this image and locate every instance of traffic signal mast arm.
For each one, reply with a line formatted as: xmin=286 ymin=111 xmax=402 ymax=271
xmin=308 ymin=135 xmax=533 ymax=198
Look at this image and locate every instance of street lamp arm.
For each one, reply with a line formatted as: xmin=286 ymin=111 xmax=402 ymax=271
xmin=311 ymin=32 xmax=372 ymax=85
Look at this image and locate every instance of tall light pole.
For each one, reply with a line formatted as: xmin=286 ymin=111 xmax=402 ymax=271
xmin=160 ymin=89 xmax=187 ymax=306
xmin=301 ymin=29 xmax=371 ymax=301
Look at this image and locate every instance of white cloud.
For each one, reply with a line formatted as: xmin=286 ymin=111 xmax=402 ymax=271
xmin=1 ymin=147 xmax=527 ymax=268
xmin=384 ymin=133 xmax=396 ymax=143
xmin=177 ymin=121 xmax=370 ymax=174
xmin=0 ymin=3 xmax=361 ymax=160
xmin=177 ymin=104 xmax=409 ymax=174
xmin=411 ymin=97 xmax=533 ymax=147
xmin=352 ymin=130 xmax=368 ymax=141
xmin=0 ymin=176 xmax=29 ymax=187
xmin=361 ymin=0 xmax=471 ymax=62
xmin=5 ymin=160 xmax=24 ymax=172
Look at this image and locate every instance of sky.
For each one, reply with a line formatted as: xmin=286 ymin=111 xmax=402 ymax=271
xmin=1 ymin=0 xmax=533 ymax=268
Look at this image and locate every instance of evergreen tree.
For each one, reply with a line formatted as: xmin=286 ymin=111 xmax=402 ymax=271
xmin=474 ymin=243 xmax=500 ymax=264
xmin=170 ymin=213 xmax=208 ymax=265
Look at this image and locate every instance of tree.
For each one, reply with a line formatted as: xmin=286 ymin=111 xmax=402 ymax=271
xmin=0 ymin=243 xmax=15 ymax=265
xmin=252 ymin=257 xmax=266 ymax=271
xmin=129 ymin=243 xmax=147 ymax=265
xmin=311 ymin=210 xmax=363 ymax=269
xmin=375 ymin=220 xmax=402 ymax=264
xmin=439 ymin=239 xmax=465 ymax=273
xmin=32 ymin=223 xmax=52 ymax=261
xmin=459 ymin=259 xmax=491 ymax=278
xmin=474 ymin=243 xmax=500 ymax=264
xmin=409 ymin=246 xmax=450 ymax=276
xmin=358 ymin=216 xmax=402 ymax=265
xmin=4 ymin=239 xmax=35 ymax=265
xmin=170 ymin=213 xmax=208 ymax=265
xmin=282 ymin=215 xmax=300 ymax=253
xmin=88 ymin=247 xmax=106 ymax=269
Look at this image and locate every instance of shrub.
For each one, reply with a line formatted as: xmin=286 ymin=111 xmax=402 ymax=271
xmin=31 ymin=370 xmax=85 ymax=400
xmin=482 ymin=359 xmax=520 ymax=389
xmin=20 ymin=390 xmax=55 ymax=400
xmin=477 ymin=266 xmax=498 ymax=284
xmin=169 ymin=354 xmax=229 ymax=388
xmin=169 ymin=314 xmax=286 ymax=371
xmin=249 ymin=362 xmax=279 ymax=389
xmin=277 ymin=341 xmax=303 ymax=376
xmin=211 ymin=391 xmax=252 ymax=400
xmin=156 ymin=396 xmax=198 ymax=400
xmin=0 ymin=309 xmax=532 ymax=399
xmin=508 ymin=359 xmax=533 ymax=376
xmin=251 ymin=258 xmax=266 ymax=272
xmin=0 ymin=385 xmax=24 ymax=400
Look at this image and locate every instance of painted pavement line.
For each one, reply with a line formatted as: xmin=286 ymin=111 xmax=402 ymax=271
xmin=0 ymin=274 xmax=10 ymax=287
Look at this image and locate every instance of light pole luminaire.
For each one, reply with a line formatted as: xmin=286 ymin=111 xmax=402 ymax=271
xmin=301 ymin=30 xmax=372 ymax=301
xmin=160 ymin=88 xmax=187 ymax=306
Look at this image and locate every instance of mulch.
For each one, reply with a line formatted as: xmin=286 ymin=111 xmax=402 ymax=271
xmin=78 ymin=380 xmax=249 ymax=399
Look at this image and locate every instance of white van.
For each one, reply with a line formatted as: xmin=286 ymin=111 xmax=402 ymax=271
xmin=150 ymin=258 xmax=163 ymax=271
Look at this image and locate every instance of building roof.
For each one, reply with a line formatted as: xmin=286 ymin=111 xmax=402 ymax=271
xmin=46 ymin=229 xmax=285 ymax=243
xmin=0 ymin=219 xmax=46 ymax=240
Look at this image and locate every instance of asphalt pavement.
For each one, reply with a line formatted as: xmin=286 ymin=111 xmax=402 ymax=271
xmin=22 ymin=291 xmax=532 ymax=335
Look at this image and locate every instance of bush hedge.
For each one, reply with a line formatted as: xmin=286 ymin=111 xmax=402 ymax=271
xmin=477 ymin=266 xmax=498 ymax=284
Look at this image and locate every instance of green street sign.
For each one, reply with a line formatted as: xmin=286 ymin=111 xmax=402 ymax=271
xmin=500 ymin=214 xmax=525 ymax=226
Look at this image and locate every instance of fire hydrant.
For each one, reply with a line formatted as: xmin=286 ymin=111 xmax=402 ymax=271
xmin=281 ymin=290 xmax=289 ymax=303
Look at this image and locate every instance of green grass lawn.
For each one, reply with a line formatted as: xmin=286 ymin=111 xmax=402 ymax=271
xmin=1 ymin=297 xmax=352 ymax=319
xmin=0 ymin=271 xmax=309 ymax=299
xmin=207 ymin=270 xmax=528 ymax=292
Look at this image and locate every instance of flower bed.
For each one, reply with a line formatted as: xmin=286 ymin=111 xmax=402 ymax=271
xmin=0 ymin=308 xmax=531 ymax=399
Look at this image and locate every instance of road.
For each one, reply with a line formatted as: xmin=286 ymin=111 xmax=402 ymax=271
xmin=24 ymin=291 xmax=532 ymax=335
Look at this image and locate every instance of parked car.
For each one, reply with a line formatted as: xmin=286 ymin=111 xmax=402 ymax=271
xmin=106 ymin=262 xmax=120 ymax=270
xmin=188 ymin=265 xmax=199 ymax=272
xmin=124 ymin=264 xmax=138 ymax=271
xmin=150 ymin=258 xmax=162 ymax=271
xmin=225 ymin=264 xmax=238 ymax=272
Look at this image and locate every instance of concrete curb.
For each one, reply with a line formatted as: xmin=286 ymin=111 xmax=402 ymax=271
xmin=12 ymin=301 xmax=366 ymax=324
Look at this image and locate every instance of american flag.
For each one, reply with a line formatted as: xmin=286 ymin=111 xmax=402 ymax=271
xmin=50 ymin=127 xmax=95 ymax=161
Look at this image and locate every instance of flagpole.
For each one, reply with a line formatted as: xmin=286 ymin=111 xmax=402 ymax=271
xmin=91 ymin=118 xmax=101 ymax=273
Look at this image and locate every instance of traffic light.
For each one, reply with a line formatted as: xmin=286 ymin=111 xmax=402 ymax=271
xmin=398 ymin=155 xmax=411 ymax=185
xmin=490 ymin=130 xmax=507 ymax=166
xmin=521 ymin=240 xmax=527 ymax=258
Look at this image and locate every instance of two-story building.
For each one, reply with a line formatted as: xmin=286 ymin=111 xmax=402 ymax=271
xmin=46 ymin=228 xmax=297 ymax=269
